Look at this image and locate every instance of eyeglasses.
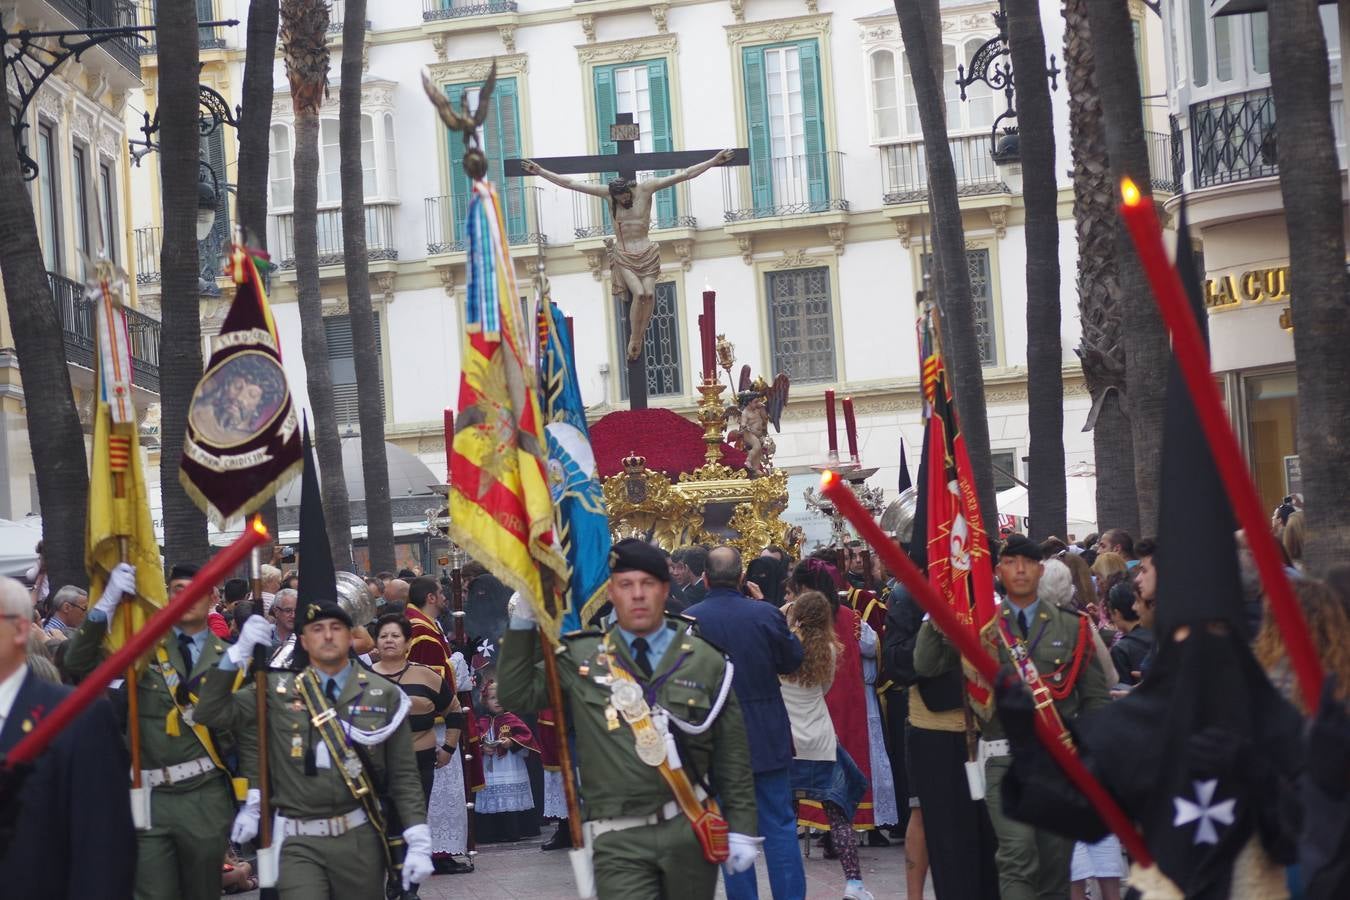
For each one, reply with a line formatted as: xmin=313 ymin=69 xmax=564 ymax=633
xmin=67 ymin=602 xmax=88 ymax=612
xmin=274 ymin=607 xmax=296 ymax=615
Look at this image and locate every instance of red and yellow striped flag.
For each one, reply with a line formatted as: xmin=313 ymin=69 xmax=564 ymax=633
xmin=448 ymin=180 xmax=568 ymax=639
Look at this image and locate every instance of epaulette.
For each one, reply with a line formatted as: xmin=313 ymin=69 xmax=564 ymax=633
xmin=561 ymin=628 xmax=604 ymax=641
xmin=677 ymin=618 xmax=732 ymax=660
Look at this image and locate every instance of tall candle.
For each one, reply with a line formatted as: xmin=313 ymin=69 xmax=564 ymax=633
xmin=564 ymin=315 xmax=575 ymax=350
xmin=824 ymin=390 xmax=839 ymax=460
xmin=6 ymin=520 xmax=270 ymax=768
xmin=842 ymin=396 xmax=859 ymax=462
xmin=443 ymin=408 xmax=454 ymax=483
xmin=697 ymin=314 xmax=709 ymax=378
xmin=1117 ymin=177 xmax=1323 ymax=710
xmin=702 ymin=289 xmax=716 ymax=350
xmin=820 ymin=472 xmax=1153 ymax=867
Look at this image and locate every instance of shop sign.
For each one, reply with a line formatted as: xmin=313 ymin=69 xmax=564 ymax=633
xmin=1203 ymin=265 xmax=1291 ymax=311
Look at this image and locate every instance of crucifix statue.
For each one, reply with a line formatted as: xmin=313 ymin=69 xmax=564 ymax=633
xmin=506 ymin=115 xmax=746 ymax=409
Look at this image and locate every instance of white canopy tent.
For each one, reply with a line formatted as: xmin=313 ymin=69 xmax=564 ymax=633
xmin=0 ymin=517 xmax=44 ymax=578
xmin=996 ymin=463 xmax=1099 ymax=539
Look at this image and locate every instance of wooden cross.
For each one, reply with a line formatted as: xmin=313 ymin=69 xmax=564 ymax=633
xmin=505 ymin=113 xmax=748 ymax=410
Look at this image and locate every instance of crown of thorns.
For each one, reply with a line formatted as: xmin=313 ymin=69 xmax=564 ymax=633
xmin=608 ymin=176 xmax=635 ymax=197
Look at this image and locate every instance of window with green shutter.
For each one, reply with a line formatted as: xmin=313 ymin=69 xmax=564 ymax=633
xmin=593 ymin=59 xmax=679 ymax=229
xmin=325 ymin=313 xmax=385 ymax=429
xmin=740 ymin=40 xmax=828 ymax=217
xmin=445 ymin=76 xmax=525 ymax=247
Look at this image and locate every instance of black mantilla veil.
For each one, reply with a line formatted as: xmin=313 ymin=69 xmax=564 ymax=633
xmin=999 ymin=205 xmax=1304 ymax=898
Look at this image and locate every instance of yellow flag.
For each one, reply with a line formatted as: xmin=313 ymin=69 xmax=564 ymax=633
xmin=85 ymin=269 xmax=166 ymax=653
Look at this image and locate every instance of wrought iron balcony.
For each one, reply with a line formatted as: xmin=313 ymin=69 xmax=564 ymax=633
xmin=1189 ymin=87 xmax=1278 ymax=189
xmin=133 ymin=226 xmax=161 ymax=285
xmin=722 ymin=150 xmax=848 ymax=222
xmin=880 ymin=134 xmax=1007 ymax=205
xmin=49 ymin=0 xmax=140 ymax=71
xmin=422 ymin=0 xmax=518 ymax=21
xmin=570 ymin=177 xmax=694 ymax=241
xmin=1144 ymin=130 xmax=1181 ymax=195
xmin=133 ymin=0 xmax=226 ymax=54
xmin=426 ymin=181 xmax=544 ymax=254
xmin=273 ymin=203 xmax=399 ymax=271
xmin=327 ymin=0 xmax=371 ymax=34
xmin=49 ymin=270 xmax=161 ymax=393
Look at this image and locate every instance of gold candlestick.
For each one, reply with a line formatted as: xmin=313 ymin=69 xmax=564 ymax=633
xmin=696 ymin=376 xmax=728 ymax=465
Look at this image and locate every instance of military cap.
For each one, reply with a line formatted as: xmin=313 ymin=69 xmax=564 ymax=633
xmin=302 ymin=600 xmax=353 ymax=628
xmin=609 ymin=538 xmax=670 ymax=583
xmin=999 ymin=533 xmax=1043 ymax=562
xmin=168 ymin=562 xmax=200 ymax=582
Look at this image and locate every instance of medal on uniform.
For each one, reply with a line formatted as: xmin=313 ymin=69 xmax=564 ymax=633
xmin=605 ymin=705 xmax=620 ymax=731
xmin=611 ymin=681 xmax=645 ymax=720
xmin=634 ymin=727 xmax=666 ymax=766
xmin=343 ymin=751 xmax=363 ymax=780
xmin=291 ymin=735 xmax=304 ymax=759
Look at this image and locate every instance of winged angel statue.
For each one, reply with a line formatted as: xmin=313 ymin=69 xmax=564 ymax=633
xmin=727 ymin=367 xmax=790 ymax=475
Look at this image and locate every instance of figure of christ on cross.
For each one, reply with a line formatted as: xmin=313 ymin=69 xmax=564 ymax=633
xmin=520 ymin=148 xmax=735 ymax=361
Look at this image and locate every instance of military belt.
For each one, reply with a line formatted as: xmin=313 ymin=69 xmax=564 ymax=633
xmin=139 ymin=755 xmax=216 ymax=787
xmin=281 ymin=808 xmax=369 ymax=838
xmin=587 ymin=785 xmax=708 ymax=841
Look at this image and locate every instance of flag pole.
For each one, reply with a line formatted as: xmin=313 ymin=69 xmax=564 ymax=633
xmin=248 ymin=542 xmax=277 ymax=893
xmin=538 ymin=570 xmax=583 ymax=847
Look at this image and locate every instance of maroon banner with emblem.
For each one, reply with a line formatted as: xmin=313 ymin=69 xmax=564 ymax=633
xmin=179 ymin=247 xmax=302 ymax=528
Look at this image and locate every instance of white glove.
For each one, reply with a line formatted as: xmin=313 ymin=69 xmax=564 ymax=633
xmin=226 ymin=615 xmax=273 ymax=666
xmin=401 ymin=823 xmax=433 ymax=889
xmin=95 ymin=563 xmax=137 ymax=617
xmin=507 ymin=591 xmax=537 ymax=627
xmin=231 ymin=789 xmax=261 ymax=844
xmin=723 ymin=832 xmax=762 ymax=875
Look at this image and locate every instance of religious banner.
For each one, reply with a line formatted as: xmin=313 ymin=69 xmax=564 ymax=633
xmin=537 ymin=295 xmax=610 ymax=632
xmin=447 ymin=178 xmax=568 ymax=640
xmin=85 ymin=259 xmax=166 ymax=652
xmin=919 ymin=312 xmax=997 ymax=706
xmin=179 ymin=245 xmax=302 ymax=528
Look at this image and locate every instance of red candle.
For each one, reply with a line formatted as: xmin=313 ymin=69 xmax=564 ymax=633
xmin=702 ymin=290 xmax=716 ymax=349
xmin=820 ymin=472 xmax=1153 ymax=867
xmin=842 ymin=396 xmax=859 ymax=462
xmin=443 ymin=408 xmax=455 ymax=483
xmin=1118 ymin=178 xmax=1323 ymax=711
xmin=697 ymin=314 xmax=708 ymax=378
xmin=5 ymin=519 xmax=270 ymax=768
xmin=824 ymin=390 xmax=838 ymax=459
xmin=564 ymin=315 xmax=575 ymax=350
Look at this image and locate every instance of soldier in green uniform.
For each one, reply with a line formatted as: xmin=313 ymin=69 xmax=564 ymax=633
xmin=195 ymin=601 xmax=434 ymax=900
xmin=496 ymin=539 xmax=760 ymax=899
xmin=914 ymin=534 xmax=1109 ymax=900
xmin=64 ymin=562 xmax=246 ymax=900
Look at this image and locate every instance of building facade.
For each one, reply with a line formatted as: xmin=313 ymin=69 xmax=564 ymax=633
xmin=123 ymin=0 xmax=1171 ymax=556
xmin=0 ymin=0 xmax=151 ymax=522
xmin=1163 ymin=0 xmax=1344 ymax=512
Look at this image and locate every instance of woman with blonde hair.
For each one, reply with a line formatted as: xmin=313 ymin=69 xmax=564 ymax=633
xmin=1254 ymin=577 xmax=1350 ymax=713
xmin=781 ymin=589 xmax=873 ymax=900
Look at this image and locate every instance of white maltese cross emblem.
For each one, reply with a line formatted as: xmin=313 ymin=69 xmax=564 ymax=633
xmin=1173 ymin=779 xmax=1237 ymax=845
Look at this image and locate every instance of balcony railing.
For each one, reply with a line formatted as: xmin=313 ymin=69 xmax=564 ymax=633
xmin=49 ymin=271 xmax=161 ymax=393
xmin=426 ymin=182 xmax=544 ymax=254
xmin=422 ymin=0 xmax=518 ymax=21
xmin=327 ymin=0 xmax=371 ymax=34
xmin=134 ymin=0 xmax=225 ymax=54
xmin=570 ymin=177 xmax=695 ymax=241
xmin=722 ymin=151 xmax=848 ymax=222
xmin=1189 ymin=87 xmax=1278 ymax=189
xmin=51 ymin=0 xmax=140 ymax=71
xmin=880 ymin=134 xmax=1007 ymax=204
xmin=1145 ymin=130 xmax=1182 ymax=194
xmin=274 ymin=203 xmax=399 ymax=270
xmin=134 ymin=226 xmax=161 ymax=285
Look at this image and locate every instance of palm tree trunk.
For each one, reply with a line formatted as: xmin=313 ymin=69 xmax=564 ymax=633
xmin=1007 ymin=0 xmax=1064 ymax=541
xmin=1268 ymin=0 xmax=1350 ymax=574
xmin=1084 ymin=0 xmax=1168 ymax=537
xmin=157 ymin=0 xmax=210 ymax=568
xmin=340 ymin=0 xmax=393 ymax=574
xmin=235 ymin=0 xmax=281 ymax=548
xmin=895 ymin=0 xmax=999 ymax=537
xmin=283 ymin=0 xmax=353 ymax=571
xmin=0 ymin=71 xmax=89 ymax=590
xmin=1062 ymin=0 xmax=1138 ymax=537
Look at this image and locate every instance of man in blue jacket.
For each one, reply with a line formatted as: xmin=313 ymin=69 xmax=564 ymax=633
xmin=686 ymin=546 xmax=805 ymax=900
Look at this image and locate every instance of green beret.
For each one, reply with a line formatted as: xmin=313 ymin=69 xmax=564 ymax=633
xmin=609 ymin=538 xmax=670 ymax=583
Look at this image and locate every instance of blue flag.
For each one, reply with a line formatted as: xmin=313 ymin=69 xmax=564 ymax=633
xmin=537 ymin=299 xmax=611 ymax=632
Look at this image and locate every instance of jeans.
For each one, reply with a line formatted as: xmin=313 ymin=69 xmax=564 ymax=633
xmin=723 ymin=767 xmax=806 ymax=900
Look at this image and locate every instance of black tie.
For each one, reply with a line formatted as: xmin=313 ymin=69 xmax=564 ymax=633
xmin=632 ymin=638 xmax=653 ymax=678
xmin=1017 ymin=609 xmax=1030 ymax=636
xmin=325 ymin=679 xmax=340 ymax=705
xmin=177 ymin=632 xmax=195 ymax=672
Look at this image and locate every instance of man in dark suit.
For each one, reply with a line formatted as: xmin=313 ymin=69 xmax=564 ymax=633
xmin=685 ymin=546 xmax=805 ymax=900
xmin=0 ymin=576 xmax=135 ymax=899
